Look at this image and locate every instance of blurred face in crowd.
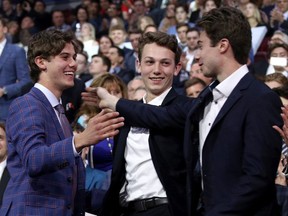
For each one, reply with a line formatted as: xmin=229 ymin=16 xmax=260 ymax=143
xmin=187 ymin=30 xmax=199 ymax=51
xmin=52 ymin=11 xmax=65 ymax=27
xmin=128 ymin=79 xmax=145 ymax=99
xmin=175 ymin=6 xmax=187 ymax=23
xmin=129 ymin=33 xmax=142 ymax=52
xmin=110 ymin=29 xmax=126 ymax=46
xmin=265 ymin=80 xmax=283 ymax=89
xmin=0 ymin=125 xmax=7 ymax=163
xmin=103 ymin=82 xmax=123 ymax=98
xmin=270 ymin=47 xmax=288 ymax=72
xmin=34 ymin=1 xmax=45 ymax=13
xmin=99 ymin=36 xmax=113 ymax=56
xmin=276 ymin=0 xmax=288 ymax=13
xmin=204 ymin=0 xmax=217 ymax=13
xmin=89 ymin=56 xmax=108 ymax=75
xmin=77 ymin=8 xmax=88 ymax=22
xmin=76 ymin=53 xmax=87 ymax=74
xmin=0 ymin=20 xmax=8 ymax=42
xmin=186 ymin=83 xmax=205 ymax=98
xmin=190 ymin=61 xmax=213 ymax=85
xmin=137 ymin=43 xmax=181 ymax=102
xmin=177 ymin=25 xmax=188 ymax=44
xmin=107 ymin=47 xmax=123 ymax=66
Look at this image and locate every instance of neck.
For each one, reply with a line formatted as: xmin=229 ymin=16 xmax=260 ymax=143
xmin=248 ymin=18 xmax=258 ymax=28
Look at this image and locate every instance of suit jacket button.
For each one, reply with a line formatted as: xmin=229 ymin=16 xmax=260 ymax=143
xmin=67 ymin=204 xmax=71 ymax=209
xmin=67 ymin=176 xmax=72 ymax=183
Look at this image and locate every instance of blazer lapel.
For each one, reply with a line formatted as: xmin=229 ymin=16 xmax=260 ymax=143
xmin=0 ymin=167 xmax=10 ymax=205
xmin=211 ymin=73 xmax=253 ymax=129
xmin=30 ymin=87 xmax=66 ymax=139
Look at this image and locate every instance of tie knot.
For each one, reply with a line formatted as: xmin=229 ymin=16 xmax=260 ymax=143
xmin=55 ymin=104 xmax=65 ymax=114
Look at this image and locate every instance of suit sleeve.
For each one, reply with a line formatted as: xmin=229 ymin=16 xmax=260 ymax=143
xmin=6 ymin=96 xmax=76 ymax=177
xmin=206 ymin=91 xmax=283 ymax=215
xmin=116 ymin=98 xmax=194 ymax=129
xmin=4 ymin=46 xmax=32 ymax=99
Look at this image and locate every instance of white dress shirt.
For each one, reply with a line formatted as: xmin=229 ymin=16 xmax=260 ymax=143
xmin=199 ymin=65 xmax=249 ymax=168
xmin=34 ymin=83 xmax=79 ymax=156
xmin=0 ymin=38 xmax=6 ymax=56
xmin=124 ymin=88 xmax=171 ymax=201
xmin=0 ymin=160 xmax=7 ymax=181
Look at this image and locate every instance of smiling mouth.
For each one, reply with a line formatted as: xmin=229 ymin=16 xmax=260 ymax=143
xmin=64 ymin=72 xmax=74 ymax=76
xmin=150 ymin=77 xmax=164 ymax=81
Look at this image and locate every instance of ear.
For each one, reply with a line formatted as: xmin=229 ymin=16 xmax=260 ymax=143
xmin=3 ymin=26 xmax=8 ymax=34
xmin=219 ymin=38 xmax=229 ymax=54
xmin=34 ymin=56 xmax=47 ymax=71
xmin=174 ymin=62 xmax=182 ymax=76
xmin=136 ymin=58 xmax=141 ymax=74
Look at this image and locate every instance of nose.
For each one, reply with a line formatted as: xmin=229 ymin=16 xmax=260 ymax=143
xmin=69 ymin=58 xmax=77 ymax=68
xmin=153 ymin=62 xmax=161 ymax=73
xmin=194 ymin=49 xmax=200 ymax=61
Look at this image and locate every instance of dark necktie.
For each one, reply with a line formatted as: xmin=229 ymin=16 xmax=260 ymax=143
xmin=55 ymin=104 xmax=77 ymax=210
xmin=54 ymin=104 xmax=71 ymax=138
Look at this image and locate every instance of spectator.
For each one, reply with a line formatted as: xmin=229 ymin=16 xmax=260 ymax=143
xmin=137 ymin=15 xmax=155 ymax=32
xmin=99 ymin=34 xmax=114 ymax=57
xmin=184 ymin=27 xmax=200 ymax=71
xmin=76 ymin=51 xmax=92 ymax=82
xmin=79 ymin=22 xmax=99 ymax=62
xmin=93 ymin=31 xmax=191 ymax=216
xmin=0 ymin=17 xmax=32 ymax=122
xmin=184 ymin=77 xmax=206 ymax=97
xmin=85 ymin=54 xmax=111 ymax=87
xmin=189 ymin=60 xmax=213 ymax=85
xmin=109 ymin=25 xmax=132 ymax=50
xmin=47 ymin=9 xmax=72 ymax=32
xmin=124 ymin=28 xmax=142 ymax=76
xmin=0 ymin=29 xmax=124 ymax=216
xmin=127 ymin=75 xmax=145 ymax=100
xmin=0 ymin=122 xmax=9 ymax=206
xmin=265 ymin=72 xmax=288 ymax=88
xmin=107 ymin=45 xmax=134 ymax=84
xmin=250 ymin=43 xmax=288 ymax=78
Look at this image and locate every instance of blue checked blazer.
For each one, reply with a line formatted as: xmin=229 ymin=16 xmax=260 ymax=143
xmin=0 ymin=87 xmax=86 ymax=216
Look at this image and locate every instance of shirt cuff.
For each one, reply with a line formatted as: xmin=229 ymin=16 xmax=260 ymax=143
xmin=72 ymin=136 xmax=82 ymax=157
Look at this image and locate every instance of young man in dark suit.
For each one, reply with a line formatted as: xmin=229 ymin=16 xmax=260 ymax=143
xmin=89 ymin=31 xmax=194 ymax=216
xmin=0 ymin=29 xmax=124 ymax=215
xmin=91 ymin=7 xmax=283 ymax=216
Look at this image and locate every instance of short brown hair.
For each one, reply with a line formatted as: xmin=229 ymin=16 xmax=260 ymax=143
xmin=197 ymin=7 xmax=251 ymax=65
xmin=138 ymin=31 xmax=182 ymax=64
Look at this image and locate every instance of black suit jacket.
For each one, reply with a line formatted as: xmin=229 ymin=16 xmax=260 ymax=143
xmin=187 ymin=73 xmax=283 ymax=215
xmin=62 ymin=78 xmax=86 ymax=124
xmin=100 ymin=88 xmax=193 ymax=216
xmin=98 ymin=72 xmax=283 ymax=216
xmin=0 ymin=167 xmax=10 ymax=206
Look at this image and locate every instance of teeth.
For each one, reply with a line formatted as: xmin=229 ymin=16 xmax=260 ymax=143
xmin=150 ymin=77 xmax=163 ymax=80
xmin=64 ymin=72 xmax=74 ymax=75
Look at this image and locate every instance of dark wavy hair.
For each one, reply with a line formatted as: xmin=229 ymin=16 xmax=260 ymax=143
xmin=197 ymin=7 xmax=251 ymax=65
xmin=28 ymin=29 xmax=80 ymax=82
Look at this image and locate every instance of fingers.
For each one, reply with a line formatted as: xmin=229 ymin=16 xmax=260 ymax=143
xmin=273 ymin=125 xmax=285 ymax=139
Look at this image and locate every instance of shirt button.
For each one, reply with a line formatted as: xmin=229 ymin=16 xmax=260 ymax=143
xmin=208 ymin=123 xmax=211 ymax=126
